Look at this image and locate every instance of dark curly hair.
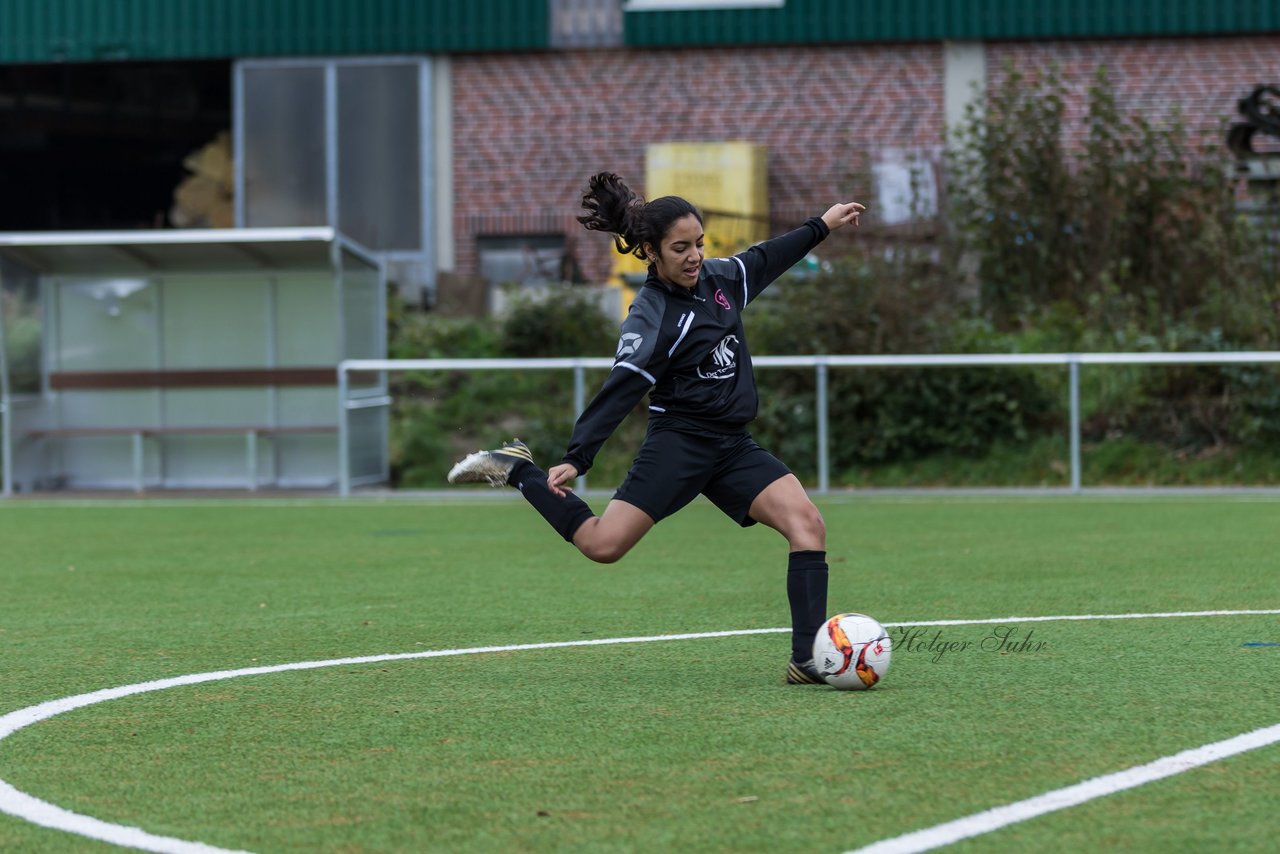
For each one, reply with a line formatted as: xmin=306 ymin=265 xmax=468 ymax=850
xmin=576 ymin=172 xmax=702 ymax=262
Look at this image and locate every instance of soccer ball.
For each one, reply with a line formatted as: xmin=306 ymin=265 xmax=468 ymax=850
xmin=812 ymin=613 xmax=892 ymax=690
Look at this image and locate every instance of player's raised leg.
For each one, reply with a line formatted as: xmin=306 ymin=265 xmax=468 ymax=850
xmin=447 ymin=439 xmax=536 ymax=487
xmin=449 ymin=438 xmax=594 ymax=541
xmin=569 ymin=498 xmax=654 ymax=564
xmin=448 ymin=439 xmax=654 ymax=563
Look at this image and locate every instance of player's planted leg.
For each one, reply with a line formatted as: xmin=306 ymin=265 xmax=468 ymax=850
xmin=786 ymin=549 xmax=830 ymax=684
xmin=744 ymin=475 xmax=830 ymax=685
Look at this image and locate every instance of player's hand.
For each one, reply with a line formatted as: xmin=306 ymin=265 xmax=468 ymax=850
xmin=821 ymin=201 xmax=865 ymax=231
xmin=547 ymin=463 xmax=580 ymax=497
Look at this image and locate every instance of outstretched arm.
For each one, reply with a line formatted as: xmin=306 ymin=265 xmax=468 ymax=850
xmin=821 ymin=201 xmax=864 ymax=231
xmin=737 ymin=200 xmax=865 ymax=305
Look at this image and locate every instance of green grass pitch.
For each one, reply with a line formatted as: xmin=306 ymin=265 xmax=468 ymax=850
xmin=1 ymin=495 xmax=1278 ymax=852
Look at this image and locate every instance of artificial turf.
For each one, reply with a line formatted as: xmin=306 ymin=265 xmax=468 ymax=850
xmin=1 ymin=495 xmax=1277 ymax=852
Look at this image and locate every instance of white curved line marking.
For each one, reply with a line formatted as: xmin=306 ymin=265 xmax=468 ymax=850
xmin=848 ymin=722 xmax=1280 ymax=854
xmin=0 ymin=629 xmax=787 ymax=853
xmin=1 ymin=611 xmax=1277 ymax=853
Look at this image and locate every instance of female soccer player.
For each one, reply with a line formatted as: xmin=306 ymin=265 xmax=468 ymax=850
xmin=449 ymin=172 xmax=864 ymax=683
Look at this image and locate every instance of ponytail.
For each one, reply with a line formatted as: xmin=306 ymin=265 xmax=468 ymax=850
xmin=577 ymin=171 xmax=702 ymax=262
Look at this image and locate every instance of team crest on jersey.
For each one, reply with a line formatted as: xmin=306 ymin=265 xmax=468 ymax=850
xmin=697 ymin=334 xmax=738 ymax=380
xmin=714 ymin=288 xmax=731 ymax=310
xmin=616 ymin=332 xmax=643 ymax=359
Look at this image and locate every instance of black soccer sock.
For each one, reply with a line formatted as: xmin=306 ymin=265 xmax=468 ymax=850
xmin=787 ymin=550 xmax=829 ymax=662
xmin=508 ymin=460 xmax=595 ymax=544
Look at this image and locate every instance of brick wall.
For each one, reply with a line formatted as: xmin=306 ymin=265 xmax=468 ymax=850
xmin=451 ymin=45 xmax=944 ymax=281
xmin=987 ymin=37 xmax=1280 ymax=150
xmin=451 ymin=36 xmax=1280 ymax=283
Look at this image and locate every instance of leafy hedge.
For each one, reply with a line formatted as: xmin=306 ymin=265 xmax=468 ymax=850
xmin=943 ymin=65 xmax=1280 ymax=460
xmin=744 ymin=256 xmax=1059 ymax=478
xmin=387 ymin=286 xmax=641 ymax=488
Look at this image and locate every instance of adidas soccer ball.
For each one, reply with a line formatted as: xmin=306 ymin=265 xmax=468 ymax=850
xmin=812 ymin=613 xmax=892 ymax=690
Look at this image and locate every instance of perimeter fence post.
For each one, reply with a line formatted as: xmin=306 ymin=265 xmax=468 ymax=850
xmin=338 ymin=363 xmax=351 ymax=498
xmin=0 ymin=314 xmax=9 ymax=497
xmin=574 ymin=360 xmax=587 ymax=493
xmin=1 ymin=395 xmax=10 ymax=498
xmin=1069 ymin=357 xmax=1082 ymax=493
xmin=816 ymin=358 xmax=830 ymax=495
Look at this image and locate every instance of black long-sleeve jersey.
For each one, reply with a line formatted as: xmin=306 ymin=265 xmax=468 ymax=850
xmin=562 ymin=215 xmax=831 ymax=475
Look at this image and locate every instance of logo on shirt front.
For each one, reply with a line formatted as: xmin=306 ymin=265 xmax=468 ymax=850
xmin=697 ymin=334 xmax=738 ymax=380
xmin=616 ymin=332 xmax=643 ymax=360
xmin=714 ymin=288 xmax=732 ymax=311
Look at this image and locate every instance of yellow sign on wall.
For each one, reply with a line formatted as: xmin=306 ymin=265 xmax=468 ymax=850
xmin=646 ymin=141 xmax=768 ymax=235
xmin=608 ymin=141 xmax=769 ymax=315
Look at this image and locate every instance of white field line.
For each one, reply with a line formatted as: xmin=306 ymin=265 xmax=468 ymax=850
xmin=847 ymin=722 xmax=1280 ymax=854
xmin=0 ymin=610 xmax=1278 ymax=853
xmin=886 ymin=608 xmax=1280 ymax=627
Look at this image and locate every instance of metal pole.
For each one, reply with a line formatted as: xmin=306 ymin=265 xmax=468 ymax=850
xmin=338 ymin=363 xmax=351 ymax=497
xmin=0 ymin=396 xmax=9 ymax=498
xmin=131 ymin=432 xmax=144 ymax=494
xmin=246 ymin=430 xmax=258 ymax=492
xmin=573 ymin=360 xmax=587 ymax=493
xmin=1069 ymin=358 xmax=1081 ymax=493
xmin=232 ymin=63 xmax=246 ymax=227
xmin=816 ymin=360 xmax=829 ymax=494
xmin=0 ymin=301 xmax=10 ymax=497
xmin=324 ymin=63 xmax=339 ymax=230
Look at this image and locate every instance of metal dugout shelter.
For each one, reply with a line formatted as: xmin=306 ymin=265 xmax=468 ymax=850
xmin=0 ymin=228 xmax=386 ymax=495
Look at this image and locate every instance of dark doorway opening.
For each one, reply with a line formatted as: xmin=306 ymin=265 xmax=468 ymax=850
xmin=0 ymin=60 xmax=231 ymax=231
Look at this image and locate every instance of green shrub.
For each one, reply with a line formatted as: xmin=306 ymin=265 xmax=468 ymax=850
xmin=946 ymin=64 xmax=1278 ymax=348
xmin=746 ymin=258 xmax=1058 ymax=474
xmin=386 ymin=287 xmax=628 ymax=487
xmin=497 ymin=286 xmax=616 ymax=358
xmin=389 ymin=314 xmax=502 ymax=360
xmin=1079 ymin=328 xmax=1280 ymax=452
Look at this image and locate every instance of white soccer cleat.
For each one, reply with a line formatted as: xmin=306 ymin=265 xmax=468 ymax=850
xmin=447 ymin=439 xmax=534 ymax=487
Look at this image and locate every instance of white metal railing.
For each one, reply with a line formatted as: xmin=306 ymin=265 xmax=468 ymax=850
xmin=337 ymin=352 xmax=1280 ymax=497
xmin=0 ymin=395 xmax=9 ymax=498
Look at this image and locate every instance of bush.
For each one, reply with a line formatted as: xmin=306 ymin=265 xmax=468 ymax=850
xmin=1080 ymin=328 xmax=1280 ymax=453
xmin=940 ymin=61 xmax=1280 ymax=456
xmin=745 ymin=257 xmax=1058 ymax=475
xmin=497 ymin=286 xmax=617 ymax=358
xmin=946 ymin=64 xmax=1279 ymax=348
xmin=386 ymin=287 xmax=628 ymax=487
xmin=389 ymin=313 xmax=502 ymax=360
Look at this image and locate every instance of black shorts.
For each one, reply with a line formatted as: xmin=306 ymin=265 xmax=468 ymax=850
xmin=613 ymin=418 xmax=791 ymax=526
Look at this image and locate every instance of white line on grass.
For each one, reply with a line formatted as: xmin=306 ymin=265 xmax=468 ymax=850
xmin=846 ymin=722 xmax=1280 ymax=854
xmin=886 ymin=608 xmax=1280 ymax=628
xmin=0 ymin=610 xmax=1277 ymax=853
